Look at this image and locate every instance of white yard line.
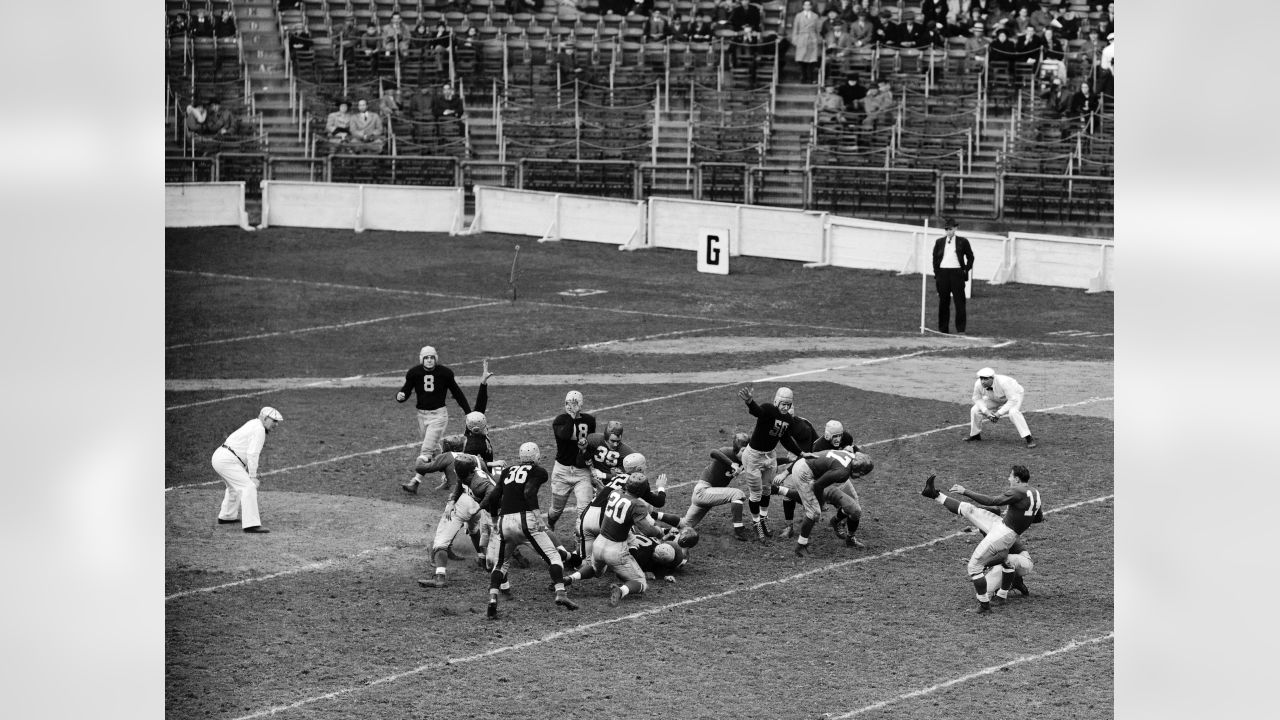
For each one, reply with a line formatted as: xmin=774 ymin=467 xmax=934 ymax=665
xmin=165 ymin=303 xmax=505 ymax=350
xmin=166 ymin=348 xmax=964 ymax=492
xmin=829 ymin=631 xmax=1116 ymax=718
xmin=165 ymin=323 xmax=755 ymax=411
xmin=221 ymin=495 xmax=1114 ymax=720
xmin=163 ymin=546 xmax=397 ymax=601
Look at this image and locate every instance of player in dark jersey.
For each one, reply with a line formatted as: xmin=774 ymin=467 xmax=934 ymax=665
xmin=628 ymin=534 xmax=689 ymax=579
xmin=772 ymin=448 xmax=873 ymax=556
xmin=920 ymin=473 xmax=1035 ymax=602
xmin=417 ymin=453 xmax=495 ymax=588
xmin=547 ymin=390 xmax=598 ymax=530
xmin=921 ymin=465 xmax=1044 ymax=613
xmin=577 ymin=420 xmax=636 ymax=483
xmin=396 ymin=347 xmax=476 ymax=493
xmin=779 ymin=420 xmax=862 ymax=540
xmin=574 ymin=453 xmax=667 ymax=561
xmin=480 ymin=441 xmax=579 ymax=618
xmin=680 ymin=432 xmax=752 ymax=541
xmin=566 ymin=473 xmax=667 ymax=606
xmin=736 ymin=385 xmax=807 ymax=542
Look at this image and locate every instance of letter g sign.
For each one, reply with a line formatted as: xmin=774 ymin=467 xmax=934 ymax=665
xmin=696 ymin=227 xmax=730 ymax=276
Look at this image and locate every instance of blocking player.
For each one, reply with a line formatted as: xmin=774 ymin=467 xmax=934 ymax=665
xmin=480 ymin=441 xmax=579 ymax=618
xmin=576 ymin=453 xmax=667 ymax=562
xmin=680 ymin=432 xmax=753 ymax=541
xmin=546 ymin=390 xmax=597 ymax=530
xmin=578 ymin=420 xmax=635 ymax=482
xmin=396 ymin=346 xmax=473 ymax=493
xmin=628 ymin=534 xmax=689 ymax=581
xmin=921 ymin=466 xmax=1044 ymax=613
xmin=736 ymin=385 xmax=808 ymax=541
xmin=783 ymin=420 xmax=862 ymax=540
xmin=417 ymin=453 xmax=494 ymax=588
xmin=567 ymin=472 xmax=668 ymax=607
xmin=772 ymin=448 xmax=873 ymax=555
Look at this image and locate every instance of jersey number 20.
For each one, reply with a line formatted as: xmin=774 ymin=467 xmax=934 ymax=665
xmin=604 ymin=491 xmax=632 ymax=523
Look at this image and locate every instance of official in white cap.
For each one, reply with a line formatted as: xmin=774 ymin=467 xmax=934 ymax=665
xmin=966 ymin=368 xmax=1037 ymax=448
xmin=212 ymin=407 xmax=284 ymax=533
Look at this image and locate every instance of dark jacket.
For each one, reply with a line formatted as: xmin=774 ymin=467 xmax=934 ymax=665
xmin=932 ymin=234 xmax=975 ymax=278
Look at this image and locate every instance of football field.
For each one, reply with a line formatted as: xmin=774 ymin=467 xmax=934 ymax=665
xmin=166 ymin=227 xmax=1113 ymax=719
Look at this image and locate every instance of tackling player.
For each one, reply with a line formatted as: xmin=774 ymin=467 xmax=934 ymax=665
xmin=577 ymin=420 xmax=635 ymax=483
xmin=680 ymin=432 xmax=753 ymax=541
xmin=396 ymin=346 xmax=474 ymax=493
xmin=736 ymin=385 xmax=807 ymax=541
xmin=576 ymin=453 xmax=667 ymax=562
xmin=772 ymin=448 xmax=873 ymax=555
xmin=567 ymin=472 xmax=668 ymax=607
xmin=417 ymin=453 xmax=494 ymax=588
xmin=921 ymin=466 xmax=1043 ymax=613
xmin=480 ymin=441 xmax=579 ymax=618
xmin=546 ymin=390 xmax=597 ymax=530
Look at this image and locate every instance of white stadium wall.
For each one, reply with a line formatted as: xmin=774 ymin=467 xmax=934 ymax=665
xmin=165 ymin=182 xmax=252 ymax=229
xmin=165 ymin=183 xmax=1113 ymax=291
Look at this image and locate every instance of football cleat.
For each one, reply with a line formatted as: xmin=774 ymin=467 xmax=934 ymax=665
xmin=499 ymin=586 xmax=514 ymax=599
xmin=417 ymin=576 xmax=447 ymax=589
xmin=733 ymin=525 xmax=752 ymax=542
xmin=1012 ymin=577 xmax=1031 ymax=596
xmin=794 ymin=543 xmax=810 ymax=558
xmin=779 ymin=525 xmax=795 ymax=539
xmin=555 ymin=590 xmax=579 ymax=611
xmin=608 ymin=585 xmax=623 ymax=607
xmin=964 ymin=434 xmax=983 ymax=442
xmin=976 ymin=601 xmax=992 ymax=614
xmin=486 ymin=600 xmax=498 ymax=619
xmin=845 ymin=536 xmax=866 ymax=549
xmin=401 ymin=478 xmax=420 ymax=494
xmin=828 ymin=516 xmax=847 ymax=539
xmin=921 ymin=474 xmax=939 ymax=499
xmin=991 ymin=594 xmax=1008 ymax=606
xmin=758 ymin=517 xmax=773 ymax=537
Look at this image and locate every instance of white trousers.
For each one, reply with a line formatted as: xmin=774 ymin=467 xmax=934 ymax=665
xmin=970 ymin=399 xmax=1031 ymax=438
xmin=416 ymin=407 xmax=448 ymax=459
xmin=212 ymin=446 xmax=261 ymax=528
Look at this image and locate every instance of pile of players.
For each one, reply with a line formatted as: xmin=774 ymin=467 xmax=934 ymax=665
xmin=395 ymin=346 xmax=1042 ymax=617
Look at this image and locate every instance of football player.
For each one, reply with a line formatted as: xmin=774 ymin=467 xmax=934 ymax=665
xmin=576 ymin=453 xmax=667 ymax=562
xmin=628 ymin=534 xmax=689 ymax=581
xmin=921 ymin=466 xmax=1044 ymax=613
xmin=577 ymin=420 xmax=635 ymax=482
xmin=417 ymin=453 xmax=494 ymax=588
xmin=772 ymin=448 xmax=873 ymax=555
xmin=481 ymin=442 xmax=579 ymax=618
xmin=566 ymin=472 xmax=668 ymax=606
xmin=547 ymin=390 xmax=597 ymax=530
xmin=400 ymin=356 xmax=492 ymax=494
xmin=779 ymin=420 xmax=862 ymax=540
xmin=680 ymin=432 xmax=753 ymax=541
xmin=736 ymin=386 xmax=808 ymax=541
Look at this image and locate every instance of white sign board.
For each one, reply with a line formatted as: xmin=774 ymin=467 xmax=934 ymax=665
xmin=696 ymin=227 xmax=730 ymax=275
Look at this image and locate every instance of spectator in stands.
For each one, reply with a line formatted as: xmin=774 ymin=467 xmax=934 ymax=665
xmin=964 ymin=23 xmax=990 ymax=72
xmin=287 ymin=23 xmax=313 ymax=53
xmin=506 ymin=0 xmax=539 ymax=13
xmin=382 ymin=12 xmax=410 ymax=62
xmin=215 ymin=9 xmax=237 ymax=38
xmin=892 ymin=12 xmax=927 ymax=48
xmin=556 ymin=37 xmax=584 ymax=81
xmin=456 ymin=26 xmax=481 ymax=81
xmin=817 ymin=81 xmax=846 ymax=126
xmin=1072 ymin=79 xmax=1101 ymax=131
xmin=671 ymin=13 xmax=694 ymax=42
xmin=790 ymin=0 xmax=823 ymax=84
xmin=379 ymin=88 xmax=402 ymax=122
xmin=691 ymin=12 xmax=716 ymax=42
xmin=1099 ymin=32 xmax=1114 ymax=97
xmin=1095 ymin=3 xmax=1114 ymax=40
xmin=168 ymin=12 xmax=189 ymax=38
xmin=825 ymin=21 xmax=854 ymax=72
xmin=712 ymin=0 xmax=736 ymax=31
xmin=919 ymin=0 xmax=948 ymax=27
xmin=348 ymin=99 xmax=385 ymax=153
xmin=733 ymin=24 xmax=766 ymax=87
xmin=185 ymin=98 xmax=209 ymax=136
xmin=820 ymin=8 xmax=844 ymax=39
xmin=325 ymin=101 xmax=353 ymax=148
xmin=1079 ymin=27 xmax=1105 ymax=81
xmin=1014 ymin=25 xmax=1045 ymax=76
xmin=426 ymin=20 xmax=453 ymax=71
xmin=836 ymin=74 xmax=868 ymax=124
xmin=204 ymin=99 xmax=240 ymax=137
xmin=645 ymin=10 xmax=672 ymax=41
xmin=1050 ymin=1 xmax=1082 ymax=40
xmin=1040 ymin=75 xmax=1073 ymax=116
xmin=1038 ymin=26 xmax=1066 ymax=84
xmin=873 ymin=8 xmax=897 ymax=46
xmin=1028 ymin=2 xmax=1054 ymax=32
xmin=861 ymin=78 xmax=893 ymax=130
xmin=730 ymin=0 xmax=763 ymax=33
xmin=190 ymin=8 xmax=216 ymax=38
xmin=1010 ymin=5 xmax=1030 ymax=35
xmin=409 ymin=15 xmax=430 ymax=58
xmin=359 ymin=22 xmax=382 ymax=72
xmin=431 ymin=83 xmax=467 ymax=136
xmin=848 ymin=12 xmax=875 ymax=47
xmin=988 ymin=27 xmax=1017 ymax=80
xmin=334 ymin=19 xmax=356 ymax=65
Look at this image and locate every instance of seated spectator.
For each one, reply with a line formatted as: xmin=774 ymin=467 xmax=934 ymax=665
xmin=1050 ymin=1 xmax=1083 ymax=40
xmin=431 ymin=83 xmax=467 ymax=135
xmin=733 ymin=24 xmax=766 ymax=87
xmin=964 ymin=23 xmax=990 ymax=71
xmin=729 ymin=0 xmax=762 ymax=33
xmin=1039 ymin=75 xmax=1072 ymax=116
xmin=168 ymin=12 xmax=189 ymax=38
xmin=835 ymin=74 xmax=868 ymax=122
xmin=287 ymin=24 xmax=313 ymax=53
xmin=817 ymin=81 xmax=846 ymax=125
xmin=989 ymin=27 xmax=1018 ymax=79
xmin=712 ymin=0 xmax=735 ymax=31
xmin=190 ymin=8 xmax=215 ymax=38
xmin=205 ymin=99 xmax=240 ymax=136
xmin=1010 ymin=6 xmax=1030 ymax=35
xmin=1079 ymin=27 xmax=1105 ymax=76
xmin=645 ymin=11 xmax=672 ymax=41
xmin=333 ymin=19 xmax=356 ymax=65
xmin=325 ymin=100 xmax=353 ymax=146
xmin=215 ymin=9 xmax=237 ymax=38
xmin=1039 ymin=26 xmax=1066 ymax=84
xmin=382 ymin=12 xmax=410 ymax=59
xmin=426 ymin=20 xmax=454 ymax=69
xmin=1015 ymin=25 xmax=1045 ymax=74
xmin=671 ymin=14 xmax=694 ymax=42
xmin=185 ymin=99 xmax=209 ymax=135
xmin=379 ymin=88 xmax=402 ymax=121
xmin=820 ymin=8 xmax=844 ymax=39
xmin=456 ymin=26 xmax=481 ymax=80
xmin=861 ymin=79 xmax=893 ymax=130
xmin=348 ymin=99 xmax=385 ymax=153
xmin=919 ymin=0 xmax=948 ymax=27
xmin=359 ymin=22 xmax=382 ymax=72
xmin=556 ymin=38 xmax=584 ymax=80
xmin=691 ymin=13 xmax=716 ymax=42
xmin=848 ymin=12 xmax=874 ymax=47
xmin=892 ymin=12 xmax=927 ymax=48
xmin=1028 ymin=2 xmax=1054 ymax=33
xmin=1066 ymin=79 xmax=1100 ymax=130
xmin=826 ymin=21 xmax=853 ymax=62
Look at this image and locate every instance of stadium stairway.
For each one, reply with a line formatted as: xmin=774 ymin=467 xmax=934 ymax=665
xmin=950 ymin=115 xmax=1009 ymax=220
xmin=235 ymin=0 xmax=305 ymax=158
xmin=758 ymin=82 xmax=815 ymax=208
